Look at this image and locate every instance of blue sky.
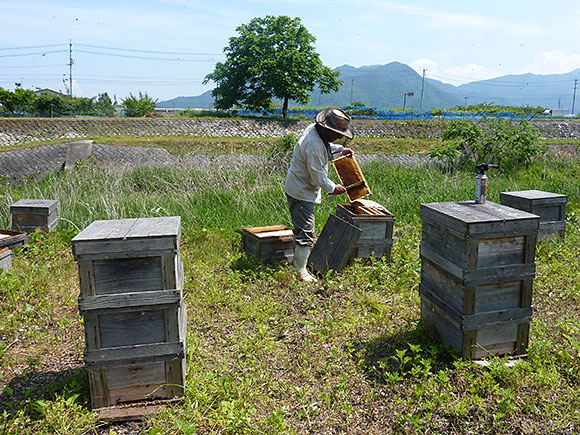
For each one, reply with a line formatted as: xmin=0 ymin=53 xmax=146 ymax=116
xmin=1 ymin=0 xmax=579 ymax=102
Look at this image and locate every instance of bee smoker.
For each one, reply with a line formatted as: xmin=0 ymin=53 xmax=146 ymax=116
xmin=475 ymin=163 xmax=499 ymax=204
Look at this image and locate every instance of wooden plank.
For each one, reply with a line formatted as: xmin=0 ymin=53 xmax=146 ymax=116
xmin=162 ymin=255 xmax=178 ymax=292
xmin=420 ymin=244 xmax=466 ymax=282
xmin=309 ymin=214 xmax=362 ymax=275
xmin=88 ymin=369 xmax=108 ymax=409
xmin=516 ymin=323 xmax=530 ymax=355
xmin=73 ymin=238 xmax=177 ymax=258
xmin=128 ymin=216 xmax=181 ymax=240
xmin=92 ymin=257 xmax=164 ymax=294
xmin=0 ymin=248 xmax=12 ymax=271
xmin=83 ymin=315 xmax=101 ymax=351
xmin=74 ymin=218 xmax=139 ymax=243
xmin=252 ymin=229 xmax=294 ymax=239
xmin=462 ymin=331 xmax=477 ymax=359
xmin=477 ymin=236 xmax=525 ymax=267
xmin=96 ymin=399 xmax=182 ymax=422
xmin=462 ymin=307 xmax=532 ymax=330
xmin=165 ymin=359 xmax=186 ymax=397
xmin=85 ymin=342 xmax=184 ymax=368
xmin=464 ymin=263 xmax=536 ymax=286
xmin=107 ymin=384 xmax=169 ymax=406
xmin=422 ymin=221 xmax=468 ymax=268
xmin=98 ymin=310 xmax=166 ymax=348
xmin=106 ymin=362 xmax=166 ymax=389
xmin=79 ymin=290 xmax=181 ymax=312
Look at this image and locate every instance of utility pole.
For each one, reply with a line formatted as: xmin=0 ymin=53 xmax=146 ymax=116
xmin=350 ymin=79 xmax=354 ymax=105
xmin=572 ymin=77 xmax=578 ymax=115
xmin=68 ymin=40 xmax=74 ymax=97
xmin=420 ymin=69 xmax=426 ymax=110
xmin=464 ymin=96 xmax=469 ymax=108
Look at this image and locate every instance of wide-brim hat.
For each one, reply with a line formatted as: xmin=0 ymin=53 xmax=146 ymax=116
xmin=315 ymin=108 xmax=354 ymax=139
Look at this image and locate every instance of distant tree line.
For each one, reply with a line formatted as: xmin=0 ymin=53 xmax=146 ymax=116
xmin=0 ymin=87 xmax=157 ymax=117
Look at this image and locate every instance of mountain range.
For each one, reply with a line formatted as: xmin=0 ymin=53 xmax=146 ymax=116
xmin=157 ymin=62 xmax=580 ymax=111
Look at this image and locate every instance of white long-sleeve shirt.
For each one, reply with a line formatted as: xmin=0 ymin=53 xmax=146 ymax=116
xmin=284 ymin=124 xmax=344 ymax=204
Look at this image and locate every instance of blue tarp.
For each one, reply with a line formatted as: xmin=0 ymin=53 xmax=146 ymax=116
xmin=236 ymin=107 xmax=531 ymax=121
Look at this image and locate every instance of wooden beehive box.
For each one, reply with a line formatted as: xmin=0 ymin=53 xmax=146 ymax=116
xmin=72 ymin=216 xmax=186 ymax=410
xmin=10 ymin=199 xmax=59 ymax=233
xmin=0 ymin=248 xmax=11 ymax=271
xmin=0 ymin=229 xmax=28 ymax=251
xmin=336 ymin=202 xmax=395 ymax=260
xmin=500 ymin=190 xmax=567 ymax=240
xmin=332 ymin=154 xmax=371 ymax=202
xmin=309 ymin=214 xmax=362 ymax=276
xmin=420 ymin=201 xmax=539 ymax=360
xmin=242 ymin=225 xmax=294 ymax=263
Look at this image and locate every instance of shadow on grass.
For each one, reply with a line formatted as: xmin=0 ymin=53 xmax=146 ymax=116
xmin=230 ymin=253 xmax=290 ymax=276
xmin=0 ymin=367 xmax=90 ymax=416
xmin=348 ymin=321 xmax=458 ymax=385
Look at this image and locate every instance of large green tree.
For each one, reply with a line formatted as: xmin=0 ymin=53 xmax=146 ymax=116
xmin=204 ymin=15 xmax=342 ymax=118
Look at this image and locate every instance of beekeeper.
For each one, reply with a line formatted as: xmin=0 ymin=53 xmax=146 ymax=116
xmin=285 ymin=108 xmax=354 ymax=282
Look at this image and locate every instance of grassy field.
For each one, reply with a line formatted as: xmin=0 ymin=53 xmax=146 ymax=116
xmin=1 ymin=135 xmax=435 ymax=155
xmin=0 ymin=155 xmax=579 ymax=434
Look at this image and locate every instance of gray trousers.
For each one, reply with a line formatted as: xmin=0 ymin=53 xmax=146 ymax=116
xmin=286 ymin=195 xmax=315 ymax=247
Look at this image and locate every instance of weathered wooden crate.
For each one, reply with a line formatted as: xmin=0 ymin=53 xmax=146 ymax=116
xmin=0 ymin=229 xmax=28 ymax=251
xmin=309 ymin=214 xmax=362 ymax=276
xmin=0 ymin=248 xmax=11 ymax=271
xmin=242 ymin=225 xmax=294 ymax=263
xmin=72 ymin=216 xmax=186 ymax=410
xmin=420 ymin=201 xmax=539 ymax=360
xmin=10 ymin=199 xmax=59 ymax=233
xmin=500 ymin=190 xmax=567 ymax=240
xmin=336 ymin=203 xmax=394 ymax=259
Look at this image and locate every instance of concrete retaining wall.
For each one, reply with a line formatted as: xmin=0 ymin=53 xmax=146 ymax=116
xmin=2 ymin=118 xmax=579 ymax=147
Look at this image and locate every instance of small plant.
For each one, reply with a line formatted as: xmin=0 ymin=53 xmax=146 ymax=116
xmin=430 ymin=118 xmax=546 ymax=171
xmin=266 ymin=133 xmax=297 ymax=157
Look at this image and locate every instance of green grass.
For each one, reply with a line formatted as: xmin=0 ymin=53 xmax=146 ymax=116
xmin=3 ymin=135 xmax=435 ymax=155
xmin=0 ymin=158 xmax=579 ymax=434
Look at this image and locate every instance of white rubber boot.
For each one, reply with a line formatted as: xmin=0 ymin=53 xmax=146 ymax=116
xmin=293 ymin=244 xmax=317 ymax=282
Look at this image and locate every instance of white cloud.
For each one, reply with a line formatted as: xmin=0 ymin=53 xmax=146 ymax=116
xmin=526 ymin=51 xmax=580 ymax=75
xmin=409 ymin=58 xmax=440 ymax=77
xmin=441 ymin=64 xmax=501 ymax=85
xmin=410 ymin=59 xmax=500 ymax=85
xmin=371 ymin=2 xmax=496 ymax=29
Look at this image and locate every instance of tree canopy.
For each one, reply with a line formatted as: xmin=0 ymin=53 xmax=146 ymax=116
xmin=122 ymin=92 xmax=157 ymax=117
xmin=204 ymin=15 xmax=342 ymax=118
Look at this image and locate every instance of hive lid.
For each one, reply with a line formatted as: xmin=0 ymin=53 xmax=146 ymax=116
xmin=73 ymin=216 xmax=181 ymax=243
xmin=420 ymin=201 xmax=540 ymax=237
xmin=10 ymin=199 xmax=59 ymax=214
xmin=332 ymin=154 xmax=371 ymax=202
xmin=500 ymin=190 xmax=567 ymax=204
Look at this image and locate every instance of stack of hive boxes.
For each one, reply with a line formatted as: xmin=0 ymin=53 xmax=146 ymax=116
xmin=72 ymin=216 xmax=186 ymax=409
xmin=420 ymin=201 xmax=539 ymax=360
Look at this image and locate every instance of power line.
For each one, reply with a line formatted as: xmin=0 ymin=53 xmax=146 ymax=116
xmin=0 ymin=50 xmax=67 ymax=58
xmin=75 ymin=49 xmax=218 ymax=62
xmin=0 ymin=44 xmax=67 ymax=51
xmin=75 ymin=43 xmax=221 ymax=56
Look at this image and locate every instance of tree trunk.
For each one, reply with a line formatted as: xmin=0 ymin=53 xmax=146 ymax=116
xmin=282 ymin=97 xmax=289 ymax=118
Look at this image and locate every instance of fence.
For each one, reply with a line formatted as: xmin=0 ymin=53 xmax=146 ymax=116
xmin=236 ymin=107 xmax=534 ymax=121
